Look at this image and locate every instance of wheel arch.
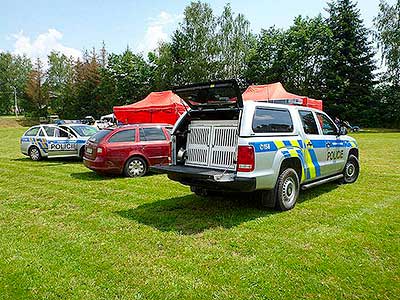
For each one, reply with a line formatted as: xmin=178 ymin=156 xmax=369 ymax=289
xmin=348 ymin=148 xmax=359 ymax=159
xmin=279 ymin=157 xmax=302 ymax=182
xmin=28 ymin=144 xmax=46 ymax=156
xmin=124 ymin=153 xmax=149 ymax=169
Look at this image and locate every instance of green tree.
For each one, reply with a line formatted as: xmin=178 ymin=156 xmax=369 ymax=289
xmin=25 ymin=58 xmax=48 ymax=117
xmin=217 ymin=4 xmax=254 ymax=81
xmin=373 ymin=0 xmax=400 ymax=128
xmin=374 ymin=0 xmax=400 ymax=86
xmin=245 ymin=27 xmax=286 ymax=85
xmin=46 ymin=52 xmax=75 ymax=116
xmin=107 ymin=48 xmax=153 ymax=104
xmin=0 ymin=53 xmax=32 ymax=115
xmin=172 ymin=1 xmax=218 ymax=84
xmin=323 ymin=0 xmax=376 ymax=123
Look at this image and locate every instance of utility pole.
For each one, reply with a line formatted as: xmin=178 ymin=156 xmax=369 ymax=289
xmin=11 ymin=86 xmax=18 ymax=117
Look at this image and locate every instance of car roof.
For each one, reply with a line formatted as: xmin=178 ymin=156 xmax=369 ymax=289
xmin=243 ymin=100 xmax=324 ymax=114
xmin=118 ymin=123 xmax=172 ymax=129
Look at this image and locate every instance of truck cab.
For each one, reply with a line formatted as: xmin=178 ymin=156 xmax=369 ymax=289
xmin=152 ymin=80 xmax=359 ymax=210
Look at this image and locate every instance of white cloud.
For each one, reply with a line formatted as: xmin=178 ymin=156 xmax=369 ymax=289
xmin=137 ymin=11 xmax=182 ymax=54
xmin=11 ymin=29 xmax=81 ymax=63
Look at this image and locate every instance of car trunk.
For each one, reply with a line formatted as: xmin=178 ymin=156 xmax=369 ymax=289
xmin=172 ymin=80 xmax=242 ymax=172
xmin=84 ymin=129 xmax=111 ymax=159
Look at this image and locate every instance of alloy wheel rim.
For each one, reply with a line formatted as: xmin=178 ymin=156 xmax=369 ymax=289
xmin=31 ymin=148 xmax=39 ymax=160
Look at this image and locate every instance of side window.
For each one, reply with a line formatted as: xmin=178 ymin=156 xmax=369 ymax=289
xmin=299 ymin=110 xmax=319 ymax=135
xmin=54 ymin=128 xmax=70 ymax=138
xmin=25 ymin=127 xmax=40 ymax=136
xmin=44 ymin=126 xmax=55 ymax=137
xmin=316 ymin=113 xmax=338 ymax=135
xmin=140 ymin=127 xmax=167 ymax=141
xmin=108 ymin=129 xmax=136 ymax=143
xmin=252 ymin=108 xmax=293 ymax=133
xmin=60 ymin=126 xmax=77 ymax=137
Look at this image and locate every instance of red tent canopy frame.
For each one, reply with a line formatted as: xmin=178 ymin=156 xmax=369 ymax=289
xmin=242 ymin=82 xmax=323 ymax=110
xmin=113 ymin=91 xmax=188 ymax=125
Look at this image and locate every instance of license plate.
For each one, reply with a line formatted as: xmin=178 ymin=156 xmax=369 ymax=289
xmin=86 ymin=147 xmax=93 ymax=154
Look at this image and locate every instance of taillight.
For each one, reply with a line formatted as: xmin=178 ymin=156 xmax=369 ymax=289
xmin=237 ymin=145 xmax=255 ymax=172
xmin=97 ymin=146 xmax=106 ymax=156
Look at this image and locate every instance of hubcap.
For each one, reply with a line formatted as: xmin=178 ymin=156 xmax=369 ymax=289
xmin=128 ymin=160 xmax=145 ymax=177
xmin=282 ymin=177 xmax=296 ymax=204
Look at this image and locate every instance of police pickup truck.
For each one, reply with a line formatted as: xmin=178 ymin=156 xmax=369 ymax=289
xmin=152 ymin=80 xmax=359 ymax=211
xmin=20 ymin=124 xmax=98 ymax=161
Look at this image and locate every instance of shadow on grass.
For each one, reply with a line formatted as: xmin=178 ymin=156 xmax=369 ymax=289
xmin=70 ymin=171 xmax=160 ymax=181
xmin=70 ymin=171 xmax=117 ymax=181
xmin=116 ymin=182 xmax=341 ymax=235
xmin=298 ymin=182 xmax=339 ymax=203
xmin=116 ymin=193 xmax=276 ymax=235
xmin=11 ymin=157 xmax=82 ymax=166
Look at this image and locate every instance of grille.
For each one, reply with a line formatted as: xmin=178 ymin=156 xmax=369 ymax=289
xmin=185 ymin=121 xmax=238 ymax=170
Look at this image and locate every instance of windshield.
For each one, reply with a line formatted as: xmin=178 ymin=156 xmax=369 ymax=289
xmin=173 ymin=80 xmax=243 ymax=110
xmin=70 ymin=125 xmax=98 ymax=137
xmin=89 ymin=129 xmax=112 ymax=143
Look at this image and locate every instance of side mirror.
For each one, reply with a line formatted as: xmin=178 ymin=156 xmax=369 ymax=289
xmin=339 ymin=127 xmax=348 ymax=136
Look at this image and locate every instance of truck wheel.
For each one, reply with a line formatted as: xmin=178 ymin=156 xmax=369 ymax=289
xmin=342 ymin=155 xmax=359 ymax=184
xmin=275 ymin=168 xmax=299 ymax=211
xmin=124 ymin=157 xmax=147 ymax=177
xmin=29 ymin=146 xmax=42 ymax=161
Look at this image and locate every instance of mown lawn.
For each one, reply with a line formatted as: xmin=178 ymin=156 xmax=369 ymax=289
xmin=0 ymin=121 xmax=399 ymax=300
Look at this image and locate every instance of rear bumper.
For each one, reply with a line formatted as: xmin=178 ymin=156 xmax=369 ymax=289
xmin=151 ymin=165 xmax=256 ymax=192
xmin=83 ymin=157 xmax=121 ymax=173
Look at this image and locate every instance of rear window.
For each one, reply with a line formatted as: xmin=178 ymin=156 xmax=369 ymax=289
xmin=24 ymin=127 xmax=40 ymax=136
xmin=252 ymin=108 xmax=293 ymax=133
xmin=140 ymin=127 xmax=167 ymax=141
xmin=89 ymin=130 xmax=112 ymax=143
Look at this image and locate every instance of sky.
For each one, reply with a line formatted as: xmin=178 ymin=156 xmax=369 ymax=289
xmin=0 ymin=0 xmax=392 ymax=62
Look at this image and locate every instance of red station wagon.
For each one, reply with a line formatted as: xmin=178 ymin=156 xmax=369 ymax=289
xmin=83 ymin=124 xmax=172 ymax=177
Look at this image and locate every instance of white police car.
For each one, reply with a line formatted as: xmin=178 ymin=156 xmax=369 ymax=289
xmin=20 ymin=124 xmax=98 ymax=160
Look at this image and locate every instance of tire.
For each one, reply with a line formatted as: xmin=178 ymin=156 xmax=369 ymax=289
xmin=275 ymin=168 xmax=299 ymax=211
xmin=342 ymin=155 xmax=359 ymax=184
xmin=29 ymin=146 xmax=42 ymax=161
xmin=123 ymin=157 xmax=147 ymax=177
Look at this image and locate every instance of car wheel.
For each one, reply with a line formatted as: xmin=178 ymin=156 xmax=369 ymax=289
xmin=29 ymin=146 xmax=42 ymax=161
xmin=124 ymin=157 xmax=147 ymax=177
xmin=342 ymin=155 xmax=359 ymax=184
xmin=275 ymin=168 xmax=299 ymax=211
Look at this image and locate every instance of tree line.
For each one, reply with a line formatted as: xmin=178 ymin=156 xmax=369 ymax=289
xmin=0 ymin=0 xmax=399 ymax=127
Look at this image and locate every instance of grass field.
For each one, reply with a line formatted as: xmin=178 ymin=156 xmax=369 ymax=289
xmin=0 ymin=119 xmax=399 ymax=299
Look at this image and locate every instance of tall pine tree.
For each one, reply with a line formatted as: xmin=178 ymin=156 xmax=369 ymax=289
xmin=323 ymin=0 xmax=376 ymax=124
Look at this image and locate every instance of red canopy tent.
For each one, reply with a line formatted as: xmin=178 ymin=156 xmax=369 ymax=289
xmin=242 ymin=82 xmax=323 ymax=110
xmin=113 ymin=91 xmax=188 ymax=125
